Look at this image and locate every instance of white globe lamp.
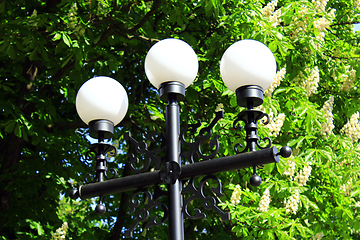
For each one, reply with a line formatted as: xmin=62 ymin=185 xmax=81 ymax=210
xmin=76 ymin=76 xmax=128 ymax=139
xmin=220 ymin=39 xmax=277 ymax=107
xmin=145 ymin=38 xmax=198 ymax=101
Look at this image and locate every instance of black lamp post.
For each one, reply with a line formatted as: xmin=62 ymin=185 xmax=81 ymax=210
xmin=69 ymin=38 xmax=292 ymax=239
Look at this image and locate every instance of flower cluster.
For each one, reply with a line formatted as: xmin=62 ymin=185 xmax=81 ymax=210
xmin=294 ymin=164 xmax=312 ymax=186
xmin=283 ymin=157 xmax=296 ymax=178
xmin=269 ymin=8 xmax=282 ymax=27
xmin=97 ymin=1 xmax=111 ymax=20
xmin=315 ymin=32 xmax=326 ymax=48
xmin=285 ymin=190 xmax=300 ymax=214
xmin=313 ymin=9 xmax=335 ymax=48
xmin=314 ymin=17 xmax=331 ymax=32
xmin=294 ymin=67 xmax=320 ymax=96
xmin=320 ymin=96 xmax=335 ymax=136
xmin=258 ymin=189 xmax=271 ymax=212
xmin=356 ymin=0 xmax=360 ymax=10
xmin=265 ymin=67 xmax=286 ymax=97
xmin=355 ymin=201 xmax=360 ymax=207
xmin=312 ymin=0 xmax=328 ymax=13
xmin=290 ymin=5 xmax=308 ymax=39
xmin=340 ymin=112 xmax=360 ymax=142
xmin=230 ymin=184 xmax=242 ymax=205
xmin=311 ymin=232 xmax=325 ymax=240
xmin=267 ymin=113 xmax=285 ymax=137
xmin=67 ymin=3 xmax=78 ymax=29
xmin=340 ymin=66 xmax=356 ymax=91
xmin=28 ymin=10 xmax=38 ymax=28
xmin=52 ymin=222 xmax=68 ymax=240
xmin=340 ymin=179 xmax=352 ymax=196
xmin=262 ymin=0 xmax=278 ymax=17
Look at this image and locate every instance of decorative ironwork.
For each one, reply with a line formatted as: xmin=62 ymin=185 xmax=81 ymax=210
xmin=160 ymin=161 xmax=181 ymax=184
xmin=124 ymin=132 xmax=166 ymax=174
xmin=180 ymin=111 xmax=224 ymax=163
xmin=84 ymin=142 xmax=118 ymax=184
xmin=125 ymin=185 xmax=168 ymax=238
xmin=182 ymin=175 xmax=230 ymax=221
xmin=233 ymin=109 xmax=272 ymax=154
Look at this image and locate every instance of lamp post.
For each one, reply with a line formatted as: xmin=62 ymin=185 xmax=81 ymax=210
xmin=69 ymin=38 xmax=292 ymax=239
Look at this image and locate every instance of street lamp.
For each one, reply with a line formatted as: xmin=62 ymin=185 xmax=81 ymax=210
xmin=69 ymin=38 xmax=292 ymax=239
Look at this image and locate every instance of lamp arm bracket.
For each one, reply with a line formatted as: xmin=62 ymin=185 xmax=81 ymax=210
xmin=180 ymin=111 xmax=224 ymax=163
xmin=124 ymin=131 xmax=166 ymax=174
xmin=125 ymin=185 xmax=168 ymax=238
xmin=233 ymin=109 xmax=271 ymax=153
xmin=182 ymin=175 xmax=230 ymax=221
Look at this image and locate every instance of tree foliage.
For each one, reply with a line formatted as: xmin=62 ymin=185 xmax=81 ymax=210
xmin=1 ymin=0 xmax=360 ymax=239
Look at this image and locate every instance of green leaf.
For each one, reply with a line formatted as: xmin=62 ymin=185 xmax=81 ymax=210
xmin=53 ymin=32 xmax=62 ymax=41
xmin=29 ymin=46 xmax=38 ymax=61
xmin=4 ymin=120 xmax=16 ymax=133
xmin=7 ymin=45 xmax=16 ymax=59
xmin=0 ymin=1 xmax=5 ymax=13
xmin=62 ymin=33 xmax=72 ymax=47
xmin=27 ymin=219 xmax=44 ymax=236
xmin=269 ymin=41 xmax=278 ymax=52
xmin=14 ymin=123 xmax=21 ymax=138
xmin=61 ymin=54 xmax=73 ymax=68
xmin=264 ymin=162 xmax=275 ymax=174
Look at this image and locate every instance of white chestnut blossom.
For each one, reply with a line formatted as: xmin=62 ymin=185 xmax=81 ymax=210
xmin=285 ymin=189 xmax=300 ymax=214
xmin=340 ymin=112 xmax=360 ymax=142
xmin=290 ymin=5 xmax=308 ymax=39
xmin=269 ymin=8 xmax=282 ymax=27
xmin=311 ymin=232 xmax=325 ymax=240
xmin=314 ymin=17 xmax=331 ymax=32
xmin=312 ymin=0 xmax=328 ymax=13
xmin=355 ymin=0 xmax=360 ymax=10
xmin=320 ymin=96 xmax=335 ymax=136
xmin=340 ymin=179 xmax=352 ymax=196
xmin=265 ymin=67 xmax=286 ymax=97
xmin=340 ymin=66 xmax=357 ymax=92
xmin=262 ymin=0 xmax=278 ymax=17
xmin=267 ymin=113 xmax=286 ymax=137
xmin=355 ymin=201 xmax=360 ymax=207
xmin=230 ymin=184 xmax=242 ymax=205
xmin=294 ymin=67 xmax=320 ymax=96
xmin=258 ymin=189 xmax=271 ymax=212
xmin=315 ymin=31 xmax=326 ymax=49
xmin=97 ymin=0 xmax=111 ymax=20
xmin=67 ymin=3 xmax=78 ymax=29
xmin=52 ymin=222 xmax=68 ymax=240
xmin=294 ymin=164 xmax=312 ymax=186
xmin=283 ymin=157 xmax=296 ymax=178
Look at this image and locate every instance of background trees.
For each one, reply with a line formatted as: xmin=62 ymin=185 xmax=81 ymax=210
xmin=1 ymin=0 xmax=360 ymax=239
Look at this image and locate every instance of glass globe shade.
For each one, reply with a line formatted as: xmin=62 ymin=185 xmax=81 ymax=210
xmin=220 ymin=39 xmax=277 ymax=92
xmin=145 ymin=38 xmax=199 ymax=89
xmin=76 ymin=76 xmax=128 ymax=125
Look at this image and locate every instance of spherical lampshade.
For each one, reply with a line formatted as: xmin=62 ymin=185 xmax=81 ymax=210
xmin=76 ymin=76 xmax=128 ymax=125
xmin=145 ymin=38 xmax=198 ymax=89
xmin=220 ymin=39 xmax=277 ymax=92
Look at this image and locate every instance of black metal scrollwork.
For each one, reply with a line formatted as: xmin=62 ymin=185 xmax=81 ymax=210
xmin=125 ymin=185 xmax=168 ymax=238
xmin=233 ymin=109 xmax=272 ymax=154
xmin=180 ymin=111 xmax=224 ymax=163
xmin=84 ymin=142 xmax=118 ymax=184
xmin=182 ymin=175 xmax=230 ymax=221
xmin=124 ymin=132 xmax=166 ymax=174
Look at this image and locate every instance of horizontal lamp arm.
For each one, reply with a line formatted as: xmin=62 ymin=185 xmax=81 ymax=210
xmin=73 ymin=146 xmax=280 ymax=200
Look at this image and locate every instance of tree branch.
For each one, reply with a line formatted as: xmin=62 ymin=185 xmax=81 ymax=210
xmin=331 ymin=21 xmax=360 ymax=27
xmin=128 ymin=0 xmax=162 ymax=33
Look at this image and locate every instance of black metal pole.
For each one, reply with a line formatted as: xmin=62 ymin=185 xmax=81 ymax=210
xmin=74 ymin=147 xmax=280 ymax=200
xmin=166 ymin=93 xmax=184 ymax=240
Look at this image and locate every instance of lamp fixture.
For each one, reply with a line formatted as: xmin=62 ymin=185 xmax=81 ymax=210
xmin=70 ymin=38 xmax=292 ymax=240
